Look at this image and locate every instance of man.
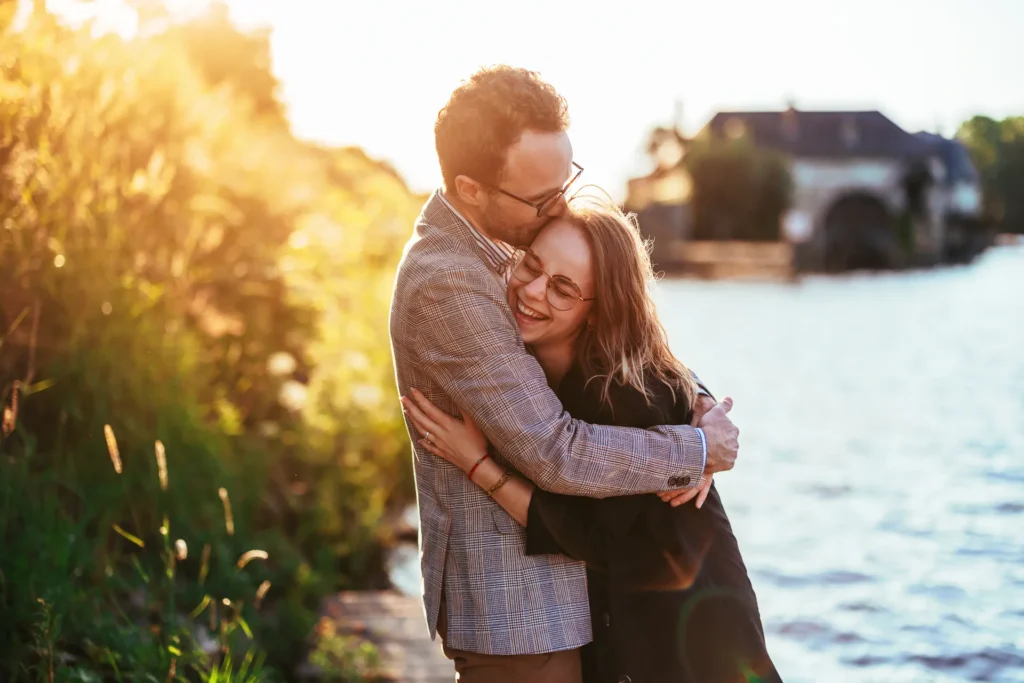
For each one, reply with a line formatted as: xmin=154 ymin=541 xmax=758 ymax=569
xmin=389 ymin=66 xmax=739 ymax=682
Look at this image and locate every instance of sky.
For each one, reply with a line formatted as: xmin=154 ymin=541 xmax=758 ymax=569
xmin=50 ymin=0 xmax=1024 ymax=201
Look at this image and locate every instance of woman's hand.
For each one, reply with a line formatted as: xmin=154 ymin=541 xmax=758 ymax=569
xmin=657 ymin=394 xmax=717 ymax=509
xmin=400 ymin=388 xmax=488 ymax=473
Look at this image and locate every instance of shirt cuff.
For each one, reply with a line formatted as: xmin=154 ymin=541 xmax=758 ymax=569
xmin=695 ymin=427 xmax=707 ymax=475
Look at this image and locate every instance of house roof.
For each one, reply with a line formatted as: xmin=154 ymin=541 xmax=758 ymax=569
xmin=914 ymin=131 xmax=979 ymax=184
xmin=703 ymin=109 xmax=934 ymax=159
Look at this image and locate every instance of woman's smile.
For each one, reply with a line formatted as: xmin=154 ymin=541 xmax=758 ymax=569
xmin=515 ymin=297 xmax=549 ymax=323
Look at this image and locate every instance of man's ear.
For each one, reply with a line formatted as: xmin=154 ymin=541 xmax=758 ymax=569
xmin=453 ymin=175 xmax=486 ymax=208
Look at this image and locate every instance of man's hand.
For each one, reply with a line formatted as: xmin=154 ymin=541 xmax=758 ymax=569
xmin=700 ymin=396 xmax=738 ymax=474
xmin=690 ymin=393 xmax=716 ymax=426
xmin=656 ymin=394 xmax=726 ymax=509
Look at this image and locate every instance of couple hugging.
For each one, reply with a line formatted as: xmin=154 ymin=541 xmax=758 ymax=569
xmin=390 ymin=66 xmax=782 ymax=683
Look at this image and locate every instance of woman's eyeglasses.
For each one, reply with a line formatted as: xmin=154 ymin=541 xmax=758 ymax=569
xmin=510 ymin=248 xmax=595 ymax=311
xmin=495 ymin=162 xmax=584 ymax=217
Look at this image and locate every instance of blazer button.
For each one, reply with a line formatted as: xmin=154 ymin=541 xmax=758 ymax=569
xmin=617 ymin=676 xmax=633 ymax=683
xmin=681 ymin=475 xmax=691 ymax=486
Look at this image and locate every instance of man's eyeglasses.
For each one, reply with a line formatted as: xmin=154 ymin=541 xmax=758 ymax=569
xmin=495 ymin=162 xmax=584 ymax=217
xmin=510 ymin=248 xmax=595 ymax=311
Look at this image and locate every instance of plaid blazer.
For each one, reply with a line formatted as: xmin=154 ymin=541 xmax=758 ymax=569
xmin=389 ymin=191 xmax=706 ymax=655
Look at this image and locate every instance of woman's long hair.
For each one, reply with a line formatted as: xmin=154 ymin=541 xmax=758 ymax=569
xmin=567 ymin=193 xmax=698 ymax=413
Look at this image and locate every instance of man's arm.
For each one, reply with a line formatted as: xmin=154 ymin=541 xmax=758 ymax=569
xmin=413 ymin=266 xmax=704 ymax=498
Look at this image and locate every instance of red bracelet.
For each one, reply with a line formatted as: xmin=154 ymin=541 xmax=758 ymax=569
xmin=467 ymin=454 xmax=489 ymax=481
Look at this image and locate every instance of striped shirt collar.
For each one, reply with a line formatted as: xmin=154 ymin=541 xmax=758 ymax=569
xmin=437 ymin=191 xmax=515 ymax=274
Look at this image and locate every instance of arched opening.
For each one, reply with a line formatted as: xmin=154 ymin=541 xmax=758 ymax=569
xmin=822 ymin=193 xmax=899 ymax=271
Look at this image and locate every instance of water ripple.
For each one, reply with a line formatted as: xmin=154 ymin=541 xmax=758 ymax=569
xmin=772 ymin=620 xmax=868 ymax=645
xmin=653 ymin=248 xmax=1024 ymax=682
xmin=906 ymin=648 xmax=1024 ymax=680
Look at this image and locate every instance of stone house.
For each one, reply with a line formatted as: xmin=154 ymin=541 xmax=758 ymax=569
xmin=627 ymin=108 xmax=984 ymax=271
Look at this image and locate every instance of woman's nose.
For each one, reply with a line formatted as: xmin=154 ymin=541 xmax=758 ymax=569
xmin=523 ymin=274 xmax=549 ymax=301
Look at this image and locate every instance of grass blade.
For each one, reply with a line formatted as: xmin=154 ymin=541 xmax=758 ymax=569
xmin=112 ymin=524 xmax=144 ymax=548
xmin=189 ymin=594 xmax=212 ymax=619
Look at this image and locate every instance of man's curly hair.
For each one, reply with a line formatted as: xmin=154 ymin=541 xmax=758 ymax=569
xmin=435 ymin=66 xmax=570 ymax=192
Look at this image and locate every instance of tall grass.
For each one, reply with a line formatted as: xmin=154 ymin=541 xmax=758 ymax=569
xmin=1 ymin=419 xmax=275 ymax=679
xmin=0 ymin=3 xmax=422 ymax=679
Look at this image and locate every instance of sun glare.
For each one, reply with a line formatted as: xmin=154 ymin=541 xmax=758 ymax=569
xmin=46 ymin=0 xmax=229 ymax=39
xmin=42 ymin=0 xmax=1024 ymax=201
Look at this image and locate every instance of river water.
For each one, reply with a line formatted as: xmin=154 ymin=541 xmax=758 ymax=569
xmin=389 ymin=244 xmax=1024 ymax=682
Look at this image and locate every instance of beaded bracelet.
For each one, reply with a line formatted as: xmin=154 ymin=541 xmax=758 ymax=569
xmin=486 ymin=470 xmax=513 ymax=497
xmin=467 ymin=454 xmax=489 ymax=481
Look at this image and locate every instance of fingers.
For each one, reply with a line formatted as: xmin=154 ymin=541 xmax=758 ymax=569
xmin=695 ymin=476 xmax=713 ymax=509
xmin=657 ymin=488 xmax=690 ymax=502
xmin=657 ymin=474 xmax=714 ymax=509
xmin=719 ymin=396 xmax=734 ymax=414
xmin=400 ymin=396 xmax=442 ymax=439
xmin=410 ymin=388 xmax=456 ymax=427
xmin=418 ymin=438 xmax=452 ymax=462
xmin=657 ymin=486 xmax=700 ymax=507
xmin=689 ymin=405 xmax=705 ymax=427
xmin=668 ymin=487 xmax=701 ymax=507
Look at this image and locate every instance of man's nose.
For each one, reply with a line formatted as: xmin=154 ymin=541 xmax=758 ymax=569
xmin=546 ymin=194 xmax=569 ymax=218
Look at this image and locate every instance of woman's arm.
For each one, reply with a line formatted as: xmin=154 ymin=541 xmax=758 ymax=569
xmin=401 ymin=390 xmax=534 ymax=525
xmin=402 ymin=391 xmax=610 ymax=565
xmin=456 ymin=449 xmax=535 ymax=527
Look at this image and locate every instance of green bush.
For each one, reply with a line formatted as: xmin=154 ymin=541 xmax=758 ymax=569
xmin=0 ymin=4 xmax=421 ymax=679
xmin=958 ymin=115 xmax=1024 ymax=234
xmin=684 ymin=136 xmax=794 ymax=242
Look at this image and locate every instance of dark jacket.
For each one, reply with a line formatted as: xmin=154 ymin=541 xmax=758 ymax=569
xmin=525 ymin=365 xmax=781 ymax=683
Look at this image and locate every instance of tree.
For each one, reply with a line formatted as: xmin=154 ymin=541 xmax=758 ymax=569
xmin=957 ymin=115 xmax=1024 ymax=234
xmin=158 ymin=1 xmax=287 ymax=126
xmin=0 ymin=0 xmax=18 ymax=32
xmin=683 ymin=136 xmax=793 ymax=241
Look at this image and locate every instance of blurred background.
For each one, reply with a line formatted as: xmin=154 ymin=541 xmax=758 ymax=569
xmin=0 ymin=0 xmax=1021 ymax=681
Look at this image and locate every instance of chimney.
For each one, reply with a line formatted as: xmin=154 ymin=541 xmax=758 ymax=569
xmin=782 ymin=100 xmax=799 ymax=141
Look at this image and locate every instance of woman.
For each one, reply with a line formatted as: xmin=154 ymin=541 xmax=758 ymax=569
xmin=401 ymin=198 xmax=781 ymax=683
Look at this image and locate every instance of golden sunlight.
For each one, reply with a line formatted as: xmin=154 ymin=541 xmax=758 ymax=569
xmin=46 ymin=0 xmax=228 ymax=38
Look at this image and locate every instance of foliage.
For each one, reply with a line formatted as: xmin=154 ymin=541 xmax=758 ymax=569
xmin=0 ymin=2 xmax=421 ymax=679
xmin=307 ymin=618 xmax=382 ymax=682
xmin=683 ymin=135 xmax=794 ymax=241
xmin=957 ymin=115 xmax=1024 ymax=234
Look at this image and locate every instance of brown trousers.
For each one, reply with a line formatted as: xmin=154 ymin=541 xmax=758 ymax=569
xmin=437 ymin=598 xmax=583 ymax=683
